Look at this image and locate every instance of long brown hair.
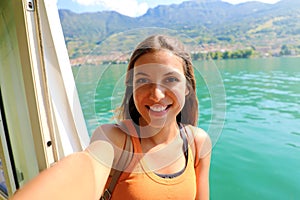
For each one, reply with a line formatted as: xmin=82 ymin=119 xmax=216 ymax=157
xmin=115 ymin=34 xmax=198 ymax=126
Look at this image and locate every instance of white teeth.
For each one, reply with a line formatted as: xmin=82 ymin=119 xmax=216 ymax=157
xmin=149 ymin=104 xmax=167 ymax=112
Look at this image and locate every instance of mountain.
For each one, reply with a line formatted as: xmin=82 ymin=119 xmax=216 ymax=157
xmin=58 ymin=0 xmax=300 ymax=60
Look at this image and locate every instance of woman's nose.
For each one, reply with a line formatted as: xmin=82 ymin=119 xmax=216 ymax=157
xmin=149 ymin=84 xmax=165 ymax=102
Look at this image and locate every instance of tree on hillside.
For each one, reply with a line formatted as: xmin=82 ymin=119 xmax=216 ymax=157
xmin=280 ymin=45 xmax=292 ymax=56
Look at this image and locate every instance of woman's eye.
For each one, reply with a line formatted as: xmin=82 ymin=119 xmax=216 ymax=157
xmin=165 ymin=77 xmax=179 ymax=83
xmin=135 ymin=78 xmax=149 ymax=85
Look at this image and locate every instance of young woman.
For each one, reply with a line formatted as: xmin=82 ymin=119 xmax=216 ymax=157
xmin=11 ymin=35 xmax=211 ymax=200
xmin=92 ymin=34 xmax=211 ymax=200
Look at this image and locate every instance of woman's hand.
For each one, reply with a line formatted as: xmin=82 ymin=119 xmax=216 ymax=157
xmin=11 ymin=140 xmax=114 ymax=200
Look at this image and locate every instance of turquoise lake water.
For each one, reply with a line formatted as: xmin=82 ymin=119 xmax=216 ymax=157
xmin=72 ymin=57 xmax=300 ymax=200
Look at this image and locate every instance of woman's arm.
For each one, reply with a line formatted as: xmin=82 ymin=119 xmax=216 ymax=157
xmin=11 ymin=140 xmax=114 ymax=200
xmin=195 ymin=150 xmax=211 ymax=200
xmin=193 ymin=128 xmax=212 ymax=200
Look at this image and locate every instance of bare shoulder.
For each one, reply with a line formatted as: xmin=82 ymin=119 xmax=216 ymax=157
xmin=187 ymin=126 xmax=209 ymax=139
xmin=90 ymin=123 xmax=130 ymax=169
xmin=90 ymin=124 xmax=126 ymax=150
xmin=185 ymin=125 xmax=212 ymax=159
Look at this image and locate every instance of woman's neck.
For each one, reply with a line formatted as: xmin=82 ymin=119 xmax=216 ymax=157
xmin=138 ymin=120 xmax=180 ymax=152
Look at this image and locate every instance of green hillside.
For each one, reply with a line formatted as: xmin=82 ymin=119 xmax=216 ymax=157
xmin=58 ymin=0 xmax=300 ymax=64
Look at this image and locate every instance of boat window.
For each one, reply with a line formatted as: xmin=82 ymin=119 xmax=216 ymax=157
xmin=0 ymin=89 xmax=18 ymax=199
xmin=0 ymin=159 xmax=8 ymax=197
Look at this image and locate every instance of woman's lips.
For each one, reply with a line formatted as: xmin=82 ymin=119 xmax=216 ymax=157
xmin=146 ymin=104 xmax=171 ymax=117
xmin=149 ymin=104 xmax=167 ymax=112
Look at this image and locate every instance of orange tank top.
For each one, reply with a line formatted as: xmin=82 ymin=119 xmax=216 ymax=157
xmin=107 ymin=120 xmax=197 ymax=200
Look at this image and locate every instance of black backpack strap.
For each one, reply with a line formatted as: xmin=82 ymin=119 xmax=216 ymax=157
xmin=100 ymin=130 xmax=131 ymax=200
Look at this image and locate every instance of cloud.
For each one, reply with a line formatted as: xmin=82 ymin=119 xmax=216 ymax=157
xmin=222 ymin=0 xmax=280 ymax=4
xmin=72 ymin=0 xmax=149 ymax=17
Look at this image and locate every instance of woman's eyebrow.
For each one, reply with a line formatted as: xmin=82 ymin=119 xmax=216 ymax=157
xmin=163 ymin=71 xmax=181 ymax=77
xmin=134 ymin=72 xmax=150 ymax=77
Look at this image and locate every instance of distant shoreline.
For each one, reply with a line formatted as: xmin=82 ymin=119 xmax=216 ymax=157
xmin=70 ymin=53 xmax=300 ymax=67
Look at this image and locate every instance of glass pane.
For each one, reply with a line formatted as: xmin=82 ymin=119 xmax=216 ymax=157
xmin=0 ymin=159 xmax=8 ymax=196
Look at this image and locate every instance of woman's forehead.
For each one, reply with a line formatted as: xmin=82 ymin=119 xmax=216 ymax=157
xmin=134 ymin=50 xmax=184 ymax=73
xmin=133 ymin=64 xmax=185 ymax=79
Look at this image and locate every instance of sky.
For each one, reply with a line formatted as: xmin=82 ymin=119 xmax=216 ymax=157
xmin=56 ymin=0 xmax=281 ymax=17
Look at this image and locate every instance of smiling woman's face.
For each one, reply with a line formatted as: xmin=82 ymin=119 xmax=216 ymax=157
xmin=132 ymin=50 xmax=189 ymax=128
